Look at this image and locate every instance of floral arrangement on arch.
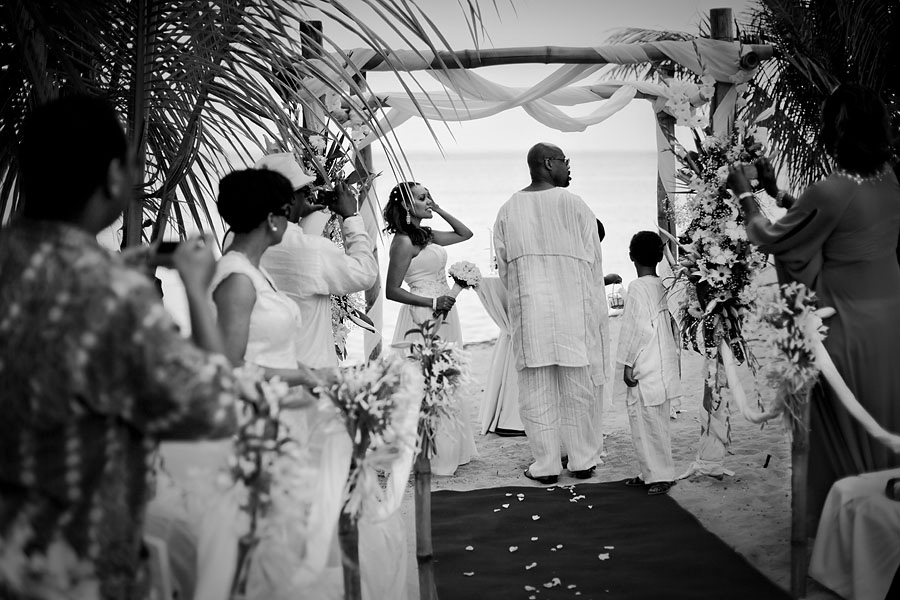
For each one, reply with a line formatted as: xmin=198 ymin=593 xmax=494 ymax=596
xmin=661 ymin=74 xmax=716 ymax=128
xmin=664 ymin=102 xmax=772 ymax=376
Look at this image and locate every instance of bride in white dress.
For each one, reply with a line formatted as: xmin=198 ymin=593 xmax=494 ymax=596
xmin=384 ymin=181 xmax=478 ymax=476
xmin=152 ymin=169 xmax=408 ymax=600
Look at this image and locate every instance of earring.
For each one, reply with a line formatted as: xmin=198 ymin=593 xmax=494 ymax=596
xmin=405 ymin=211 xmax=411 ymax=224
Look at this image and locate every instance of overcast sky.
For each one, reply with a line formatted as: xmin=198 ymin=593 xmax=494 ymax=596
xmin=314 ymin=0 xmax=754 ymax=153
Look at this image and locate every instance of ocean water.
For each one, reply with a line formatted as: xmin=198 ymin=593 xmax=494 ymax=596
xmin=343 ymin=148 xmax=662 ymax=360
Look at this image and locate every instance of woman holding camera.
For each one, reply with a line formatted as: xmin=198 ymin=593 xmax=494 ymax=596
xmin=383 ymin=181 xmax=477 ymax=476
xmin=211 ymin=167 xmax=325 ymax=388
xmin=727 ymin=84 xmax=900 ymax=526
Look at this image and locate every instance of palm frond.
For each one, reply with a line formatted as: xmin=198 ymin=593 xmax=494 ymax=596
xmin=0 ymin=0 xmax=502 ymax=244
xmin=743 ymin=0 xmax=900 ymax=191
xmin=600 ymin=27 xmax=697 ymax=82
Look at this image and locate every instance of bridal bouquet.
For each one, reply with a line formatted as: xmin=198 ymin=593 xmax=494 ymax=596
xmin=447 ymin=261 xmax=482 ymax=298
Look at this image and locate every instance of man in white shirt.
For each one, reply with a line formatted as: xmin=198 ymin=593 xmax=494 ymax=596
xmin=493 ymin=143 xmax=613 ymax=485
xmin=255 ymin=152 xmax=378 ymax=368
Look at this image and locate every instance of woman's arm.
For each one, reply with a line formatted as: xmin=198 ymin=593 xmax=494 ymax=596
xmin=212 ymin=273 xmax=256 ymax=366
xmin=428 ymin=196 xmax=473 ymax=246
xmin=385 ymin=235 xmax=455 ymax=313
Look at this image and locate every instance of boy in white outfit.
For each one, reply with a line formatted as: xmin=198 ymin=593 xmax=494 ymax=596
xmin=617 ymin=231 xmax=682 ymax=495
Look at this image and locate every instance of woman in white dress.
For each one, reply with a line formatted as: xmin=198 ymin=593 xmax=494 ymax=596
xmin=384 ymin=181 xmax=478 ymax=476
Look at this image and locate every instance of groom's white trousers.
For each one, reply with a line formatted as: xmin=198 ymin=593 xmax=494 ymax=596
xmin=518 ymin=365 xmax=603 ymax=476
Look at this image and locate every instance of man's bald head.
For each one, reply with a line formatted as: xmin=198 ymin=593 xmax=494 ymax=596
xmin=526 ymin=143 xmax=563 ymax=170
xmin=525 ymin=142 xmax=570 ymax=188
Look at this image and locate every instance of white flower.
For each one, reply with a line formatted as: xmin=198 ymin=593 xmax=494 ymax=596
xmin=309 ymin=135 xmax=327 ymax=153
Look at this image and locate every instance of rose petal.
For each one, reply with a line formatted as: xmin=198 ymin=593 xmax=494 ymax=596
xmin=509 ymin=546 xmax=518 ymax=552
xmin=502 ymin=503 xmax=510 ymax=508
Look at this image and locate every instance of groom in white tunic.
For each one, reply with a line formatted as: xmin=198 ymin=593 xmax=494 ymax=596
xmin=494 ymin=143 xmax=611 ymax=484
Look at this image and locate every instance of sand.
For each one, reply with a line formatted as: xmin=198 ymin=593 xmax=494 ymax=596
xmin=398 ymin=315 xmax=842 ymax=599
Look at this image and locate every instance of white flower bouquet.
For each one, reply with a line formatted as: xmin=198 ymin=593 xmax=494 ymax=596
xmin=317 ymin=354 xmax=422 ymax=519
xmin=447 ymin=261 xmax=482 ymax=298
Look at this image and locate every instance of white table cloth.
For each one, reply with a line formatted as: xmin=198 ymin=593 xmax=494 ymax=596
xmin=475 ymin=277 xmax=524 ymax=435
xmin=810 ymin=467 xmax=900 ymax=600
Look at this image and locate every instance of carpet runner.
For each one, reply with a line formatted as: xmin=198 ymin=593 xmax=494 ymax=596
xmin=431 ymin=480 xmax=790 ymax=599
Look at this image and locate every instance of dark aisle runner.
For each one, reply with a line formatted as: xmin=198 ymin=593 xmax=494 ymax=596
xmin=431 ymin=481 xmax=791 ymax=600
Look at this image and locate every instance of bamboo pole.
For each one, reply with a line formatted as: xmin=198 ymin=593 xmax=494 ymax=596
xmin=352 ymin=43 xmax=774 ymax=71
xmin=790 ymin=397 xmax=810 ymax=599
xmin=415 ymin=453 xmax=439 ymax=600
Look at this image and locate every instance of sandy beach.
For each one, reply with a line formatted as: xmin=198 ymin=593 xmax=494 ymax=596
xmin=399 ymin=314 xmax=841 ymax=599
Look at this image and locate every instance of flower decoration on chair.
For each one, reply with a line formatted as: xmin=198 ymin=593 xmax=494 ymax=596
xmin=402 ymin=318 xmax=469 ymax=460
xmin=746 ymin=282 xmax=829 ymax=419
xmin=664 ymin=105 xmax=771 ymax=380
xmin=225 ymin=364 xmax=314 ymax=597
xmin=318 ymin=353 xmax=421 ymax=520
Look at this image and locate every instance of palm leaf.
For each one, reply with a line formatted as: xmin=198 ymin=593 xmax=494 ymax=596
xmin=742 ymin=0 xmax=900 ymax=191
xmin=0 ymin=0 xmax=502 ymax=245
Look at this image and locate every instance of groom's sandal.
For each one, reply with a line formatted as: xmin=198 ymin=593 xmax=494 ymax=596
xmin=648 ymin=481 xmax=674 ymax=496
xmin=571 ymin=466 xmax=595 ymax=480
xmin=624 ymin=476 xmax=646 ymax=487
xmin=524 ymin=469 xmax=558 ymax=485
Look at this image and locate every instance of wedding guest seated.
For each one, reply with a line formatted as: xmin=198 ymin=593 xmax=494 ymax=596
xmin=727 ymin=83 xmax=900 ymax=529
xmin=617 ymin=231 xmax=682 ymax=496
xmin=0 ymin=94 xmax=238 ymax=600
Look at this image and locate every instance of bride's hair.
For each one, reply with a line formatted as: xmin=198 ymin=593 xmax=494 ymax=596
xmin=383 ymin=181 xmax=433 ymax=247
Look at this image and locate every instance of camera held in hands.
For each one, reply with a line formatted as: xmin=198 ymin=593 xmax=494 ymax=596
xmin=317 ymin=188 xmax=339 ymax=206
xmin=155 ymin=241 xmax=180 ymax=255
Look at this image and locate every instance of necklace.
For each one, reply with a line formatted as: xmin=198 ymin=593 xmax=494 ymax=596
xmin=833 ymin=165 xmax=888 ymax=185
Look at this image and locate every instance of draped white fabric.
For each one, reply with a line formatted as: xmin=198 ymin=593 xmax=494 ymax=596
xmin=810 ymin=468 xmax=900 ymax=600
xmin=334 ymin=39 xmax=754 ymax=148
xmin=475 ymin=277 xmax=524 ymax=435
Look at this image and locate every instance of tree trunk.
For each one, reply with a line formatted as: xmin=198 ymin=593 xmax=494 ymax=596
xmin=790 ymin=396 xmax=810 ymax=599
xmin=339 ymin=511 xmax=362 ymax=600
xmin=415 ymin=453 xmax=439 ymax=600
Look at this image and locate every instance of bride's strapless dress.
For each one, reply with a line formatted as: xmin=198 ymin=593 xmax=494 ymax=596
xmin=148 ymin=252 xmax=408 ymax=600
xmin=391 ymin=243 xmax=478 ymax=476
